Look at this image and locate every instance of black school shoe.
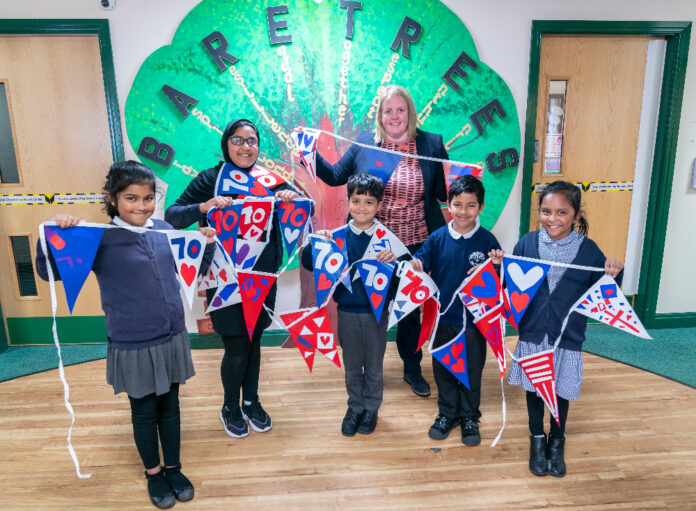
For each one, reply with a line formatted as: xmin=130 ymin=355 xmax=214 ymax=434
xmin=547 ymin=436 xmax=567 ymax=477
xmin=145 ymin=469 xmax=175 ymax=509
xmin=341 ymin=408 xmax=364 ymax=437
xmin=357 ymin=410 xmax=378 ymax=434
xmin=529 ymin=434 xmax=548 ymax=476
xmin=163 ymin=463 xmax=194 ymax=502
xmin=242 ymin=399 xmax=273 ymax=433
xmin=461 ymin=418 xmax=481 ymax=446
xmin=428 ymin=414 xmax=460 ymax=440
xmin=403 ymin=373 xmax=431 ymax=397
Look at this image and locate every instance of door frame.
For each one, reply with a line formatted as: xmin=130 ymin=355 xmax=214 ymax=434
xmin=0 ymin=19 xmax=123 ymax=348
xmin=520 ymin=21 xmax=692 ymax=329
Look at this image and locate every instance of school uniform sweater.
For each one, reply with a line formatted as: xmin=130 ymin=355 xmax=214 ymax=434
xmin=514 ymin=230 xmax=623 ymax=352
xmin=35 ymin=218 xmax=211 ymax=349
xmin=413 ymin=220 xmax=501 ymax=327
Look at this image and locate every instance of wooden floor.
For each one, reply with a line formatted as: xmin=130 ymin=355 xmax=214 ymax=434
xmin=1 ymin=339 xmax=695 ymax=510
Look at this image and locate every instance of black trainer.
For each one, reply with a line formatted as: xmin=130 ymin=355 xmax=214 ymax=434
xmin=341 ymin=408 xmax=363 ymax=437
xmin=145 ymin=469 xmax=175 ymax=509
xmin=461 ymin=418 xmax=481 ymax=446
xmin=220 ymin=404 xmax=249 ymax=438
xmin=242 ymin=399 xmax=273 ymax=433
xmin=428 ymin=414 xmax=460 ymax=440
xmin=163 ymin=463 xmax=194 ymax=502
xmin=357 ymin=410 xmax=378 ymax=434
xmin=403 ymin=373 xmax=431 ymax=397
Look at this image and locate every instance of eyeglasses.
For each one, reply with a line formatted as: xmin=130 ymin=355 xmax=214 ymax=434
xmin=228 ymin=136 xmax=259 ymax=147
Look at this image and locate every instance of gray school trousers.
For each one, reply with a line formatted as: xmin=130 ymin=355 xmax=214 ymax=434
xmin=337 ymin=309 xmax=389 ymax=413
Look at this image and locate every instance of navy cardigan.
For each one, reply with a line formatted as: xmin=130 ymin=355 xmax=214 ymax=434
xmin=315 ymin=130 xmax=448 ymax=236
xmin=514 ymin=231 xmax=623 ymax=352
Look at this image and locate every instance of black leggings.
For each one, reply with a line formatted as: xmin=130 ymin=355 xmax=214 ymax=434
xmin=526 ymin=390 xmax=570 ymax=439
xmin=221 ymin=328 xmax=263 ymax=408
xmin=128 ymin=384 xmax=180 ymax=470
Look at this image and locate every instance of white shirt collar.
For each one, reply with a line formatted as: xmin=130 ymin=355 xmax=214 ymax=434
xmin=113 ymin=216 xmax=154 ymax=229
xmin=348 ymin=219 xmax=378 ymax=235
xmin=447 ymin=218 xmax=480 ymax=240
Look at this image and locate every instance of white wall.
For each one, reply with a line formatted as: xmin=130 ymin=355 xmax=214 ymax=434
xmin=2 ymin=0 xmax=694 ymax=314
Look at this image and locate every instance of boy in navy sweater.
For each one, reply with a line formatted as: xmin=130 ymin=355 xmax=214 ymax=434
xmin=301 ymin=173 xmax=397 ymax=436
xmin=411 ymin=175 xmax=503 ymax=446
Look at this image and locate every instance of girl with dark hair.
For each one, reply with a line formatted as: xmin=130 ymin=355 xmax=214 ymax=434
xmin=507 ymin=180 xmax=623 ymax=478
xmin=165 ymin=119 xmax=303 ymax=439
xmin=36 ymin=161 xmax=216 ymax=508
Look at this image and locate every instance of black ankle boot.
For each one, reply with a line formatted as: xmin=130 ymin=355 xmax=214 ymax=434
xmin=164 ymin=463 xmax=195 ymax=501
xmin=529 ymin=435 xmax=548 ymax=476
xmin=145 ymin=469 xmax=175 ymax=509
xmin=547 ymin=436 xmax=566 ymax=477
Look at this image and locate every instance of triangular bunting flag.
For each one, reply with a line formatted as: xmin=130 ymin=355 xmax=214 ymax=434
xmin=284 ymin=307 xmax=341 ymax=369
xmin=388 ymin=263 xmax=438 ymax=329
xmin=503 ymin=257 xmax=550 ymax=326
xmin=164 ymin=230 xmax=207 ymax=309
xmin=233 ymin=239 xmax=267 ymax=270
xmin=364 ymin=147 xmax=402 ymax=185
xmin=237 ymin=270 xmax=276 ymax=339
xmin=417 ymin=296 xmax=441 ymax=352
xmin=208 ymin=203 xmax=242 ymax=260
xmin=239 ymin=199 xmax=273 ymax=242
xmin=206 ymin=274 xmax=241 ymax=313
xmin=573 ymin=275 xmax=651 ymax=339
xmin=281 ymin=307 xmax=316 ymax=372
xmin=214 ymin=162 xmax=273 ymax=197
xmin=276 ymin=198 xmax=311 ymax=256
xmin=364 ymin=222 xmax=410 ymax=259
xmin=517 ymin=349 xmax=560 ymax=426
xmin=250 ymin=164 xmax=288 ymax=189
xmin=473 ymin=304 xmax=506 ymax=380
xmin=291 ymin=127 xmax=320 ymax=182
xmin=430 ymin=327 xmax=470 ymax=389
xmin=460 ymin=259 xmax=502 ymax=309
xmin=356 ymin=260 xmax=396 ymax=322
xmin=311 ymin=237 xmax=348 ymax=307
xmin=44 ymin=224 xmax=104 ymax=314
xmin=443 ymin=162 xmax=485 ymax=191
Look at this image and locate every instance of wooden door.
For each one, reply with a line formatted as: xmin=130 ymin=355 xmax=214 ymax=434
xmin=0 ymin=35 xmax=113 ymax=344
xmin=530 ymin=36 xmax=649 ymax=260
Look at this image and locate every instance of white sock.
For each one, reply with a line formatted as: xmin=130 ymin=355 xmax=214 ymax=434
xmin=243 ymin=400 xmax=252 ymax=406
xmin=533 ymin=434 xmax=545 ymax=438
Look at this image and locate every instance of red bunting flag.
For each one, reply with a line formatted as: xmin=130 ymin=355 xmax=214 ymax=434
xmin=283 ymin=307 xmax=340 ymax=369
xmin=517 ymin=349 xmax=560 ymax=426
xmin=473 ymin=304 xmax=506 ymax=380
xmin=238 ymin=270 xmax=276 ymax=340
xmin=460 ymin=259 xmax=502 ymax=309
xmin=281 ymin=308 xmax=317 ymax=372
xmin=416 ymin=297 xmax=441 ymax=353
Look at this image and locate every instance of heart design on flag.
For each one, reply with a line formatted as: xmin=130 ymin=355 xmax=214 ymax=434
xmin=211 ymin=296 xmax=222 ymax=307
xmin=221 ymin=238 xmax=236 ymax=256
xmin=486 ymin=325 xmax=501 ymax=347
xmin=235 ymin=243 xmax=250 ymax=265
xmin=442 ymin=353 xmax=451 ymax=365
xmin=218 ymin=269 xmax=228 ymax=283
xmin=471 ymin=271 xmax=498 ymax=299
xmin=335 ymin=237 xmax=345 ymax=250
xmin=451 ymin=341 xmax=464 ymax=359
xmin=510 ymin=290 xmax=530 ymax=311
xmin=284 ymin=227 xmax=300 ymax=244
xmin=507 ymin=262 xmax=544 ymax=291
xmin=605 ymin=288 xmax=614 ymax=296
xmin=375 ymin=228 xmax=386 ymax=239
xmin=180 ymin=263 xmax=196 ymax=286
xmin=249 ymin=181 xmax=269 ymax=196
xmin=450 ymin=358 xmax=466 ymax=373
xmin=317 ymin=273 xmax=333 ymax=290
xmin=370 ymin=292 xmax=383 ymax=308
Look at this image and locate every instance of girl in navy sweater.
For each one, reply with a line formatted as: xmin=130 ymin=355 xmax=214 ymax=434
xmin=36 ymin=161 xmax=215 ymax=509
xmin=507 ymin=181 xmax=623 ymax=478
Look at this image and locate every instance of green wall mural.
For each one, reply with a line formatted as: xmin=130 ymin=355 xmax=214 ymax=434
xmin=125 ymin=0 xmax=520 ymax=230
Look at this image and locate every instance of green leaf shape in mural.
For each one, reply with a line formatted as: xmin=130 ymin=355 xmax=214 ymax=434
xmin=125 ymin=0 xmax=520 ymax=230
